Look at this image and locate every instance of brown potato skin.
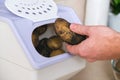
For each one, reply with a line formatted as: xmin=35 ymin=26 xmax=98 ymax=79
xmin=50 ymin=49 xmax=65 ymax=57
xmin=32 ymin=25 xmax=47 ymax=47
xmin=36 ymin=38 xmax=52 ymax=57
xmin=54 ymin=18 xmax=86 ymax=45
xmin=33 ymin=25 xmax=47 ymax=35
xmin=32 ymin=33 xmax=39 ymax=47
xmin=47 ymin=36 xmax=63 ymax=50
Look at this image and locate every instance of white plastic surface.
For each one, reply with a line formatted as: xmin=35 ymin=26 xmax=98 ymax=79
xmin=0 ymin=1 xmax=83 ymax=69
xmin=5 ymin=0 xmax=58 ymax=22
xmin=0 ymin=0 xmax=86 ymax=80
xmin=0 ymin=21 xmax=86 ymax=80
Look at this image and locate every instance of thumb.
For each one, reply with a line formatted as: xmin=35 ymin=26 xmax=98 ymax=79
xmin=70 ymin=23 xmax=89 ymax=35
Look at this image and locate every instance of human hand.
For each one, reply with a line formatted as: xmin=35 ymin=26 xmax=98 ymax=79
xmin=66 ymin=24 xmax=120 ymax=62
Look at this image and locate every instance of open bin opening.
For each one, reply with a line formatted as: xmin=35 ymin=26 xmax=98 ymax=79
xmin=32 ymin=23 xmax=67 ymax=58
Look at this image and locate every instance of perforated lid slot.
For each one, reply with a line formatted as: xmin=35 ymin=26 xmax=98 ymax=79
xmin=5 ymin=0 xmax=58 ymax=22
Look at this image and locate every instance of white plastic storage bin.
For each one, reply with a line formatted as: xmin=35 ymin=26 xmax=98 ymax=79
xmin=0 ymin=0 xmax=86 ymax=80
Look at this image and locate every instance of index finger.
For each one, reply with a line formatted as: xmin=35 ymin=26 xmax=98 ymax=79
xmin=70 ymin=23 xmax=90 ymax=35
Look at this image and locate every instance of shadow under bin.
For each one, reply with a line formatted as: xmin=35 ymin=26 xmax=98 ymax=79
xmin=0 ymin=1 xmax=86 ymax=80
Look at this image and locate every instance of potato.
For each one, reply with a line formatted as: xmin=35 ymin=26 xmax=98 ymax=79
xmin=47 ymin=36 xmax=63 ymax=50
xmin=50 ymin=49 xmax=65 ymax=57
xmin=36 ymin=38 xmax=52 ymax=57
xmin=32 ymin=33 xmax=39 ymax=47
xmin=33 ymin=24 xmax=47 ymax=35
xmin=54 ymin=18 xmax=86 ymax=45
xmin=32 ymin=25 xmax=47 ymax=47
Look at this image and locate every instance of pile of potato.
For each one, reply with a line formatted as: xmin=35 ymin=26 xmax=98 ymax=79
xmin=32 ymin=18 xmax=86 ymax=57
xmin=32 ymin=24 xmax=65 ymax=57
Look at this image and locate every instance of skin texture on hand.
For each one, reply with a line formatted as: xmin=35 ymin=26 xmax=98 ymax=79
xmin=66 ymin=24 xmax=120 ymax=62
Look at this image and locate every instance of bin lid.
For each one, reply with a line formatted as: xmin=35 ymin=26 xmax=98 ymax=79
xmin=5 ymin=0 xmax=58 ymax=22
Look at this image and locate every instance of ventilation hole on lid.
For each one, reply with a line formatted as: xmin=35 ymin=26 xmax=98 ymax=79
xmin=18 ymin=10 xmax=22 ymax=12
xmin=38 ymin=12 xmax=42 ymax=14
xmin=15 ymin=5 xmax=18 ymax=7
xmin=32 ymin=12 xmax=36 ymax=15
xmin=42 ymin=4 xmax=45 ymax=6
xmin=49 ymin=5 xmax=52 ymax=7
xmin=25 ymin=12 xmax=29 ymax=14
xmin=47 ymin=8 xmax=51 ymax=11
xmin=36 ymin=7 xmax=39 ymax=9
xmin=22 ymin=7 xmax=25 ymax=9
xmin=43 ymin=11 xmax=47 ymax=13
xmin=32 ymin=8 xmax=35 ymax=10
xmin=27 ymin=8 xmax=30 ymax=10
xmin=40 ymin=6 xmax=42 ymax=8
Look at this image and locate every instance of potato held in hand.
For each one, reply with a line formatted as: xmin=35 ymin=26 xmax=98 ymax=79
xmin=54 ymin=18 xmax=86 ymax=45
